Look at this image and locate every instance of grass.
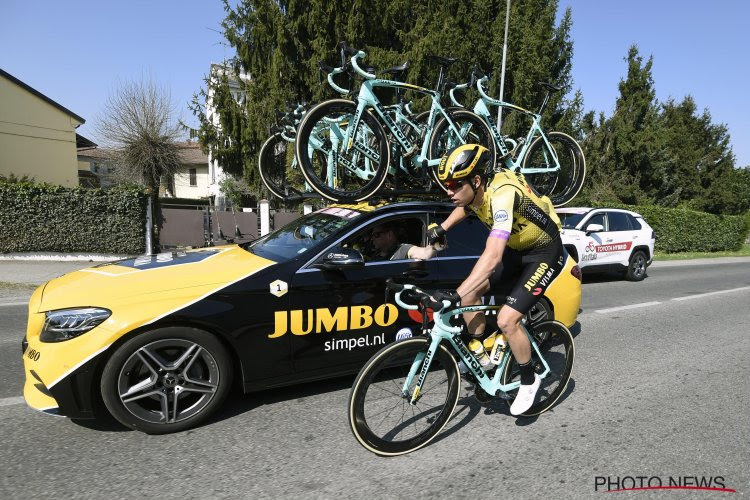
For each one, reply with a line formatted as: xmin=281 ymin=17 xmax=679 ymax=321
xmin=0 ymin=281 xmax=38 ymax=290
xmin=655 ymin=244 xmax=750 ymax=260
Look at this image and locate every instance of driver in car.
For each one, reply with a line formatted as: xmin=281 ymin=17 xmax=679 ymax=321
xmin=369 ymin=222 xmax=437 ymax=261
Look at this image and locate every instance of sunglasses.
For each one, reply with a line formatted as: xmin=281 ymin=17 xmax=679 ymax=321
xmin=442 ymin=179 xmax=467 ymax=191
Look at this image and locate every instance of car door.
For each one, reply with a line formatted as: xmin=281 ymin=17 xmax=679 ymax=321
xmin=605 ymin=211 xmax=638 ymax=265
xmin=286 ymin=212 xmax=441 ymax=377
xmin=578 ymin=211 xmax=612 ymax=266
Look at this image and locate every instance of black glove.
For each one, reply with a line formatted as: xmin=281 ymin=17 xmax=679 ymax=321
xmin=427 ymin=223 xmax=447 ymax=246
xmin=429 ymin=289 xmax=461 ymax=309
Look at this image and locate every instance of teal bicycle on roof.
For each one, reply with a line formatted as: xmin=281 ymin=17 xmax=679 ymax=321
xmin=294 ymin=42 xmax=497 ymax=203
xmin=448 ymin=67 xmax=586 ymax=206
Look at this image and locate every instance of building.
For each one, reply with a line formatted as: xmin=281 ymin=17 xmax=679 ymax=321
xmin=164 ymin=141 xmax=210 ymax=199
xmin=0 ymin=68 xmax=85 ymax=187
xmin=205 ymin=63 xmax=251 ymax=208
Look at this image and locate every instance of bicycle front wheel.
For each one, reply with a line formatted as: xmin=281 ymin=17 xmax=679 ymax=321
xmin=521 ymin=131 xmax=586 ymax=207
xmin=295 ymin=99 xmax=390 ymax=203
xmin=349 ymin=337 xmax=460 ymax=456
xmin=427 ymin=109 xmax=498 ymax=193
xmin=500 ymin=320 xmax=574 ymax=416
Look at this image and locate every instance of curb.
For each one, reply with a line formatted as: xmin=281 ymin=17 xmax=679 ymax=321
xmin=0 ymin=252 xmax=130 ymax=262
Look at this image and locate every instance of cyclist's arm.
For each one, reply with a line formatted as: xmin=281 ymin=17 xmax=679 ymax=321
xmin=456 ymin=187 xmax=515 ymax=298
xmin=439 ymin=206 xmax=469 ymax=231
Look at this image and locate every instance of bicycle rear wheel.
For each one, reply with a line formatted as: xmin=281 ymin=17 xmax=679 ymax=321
xmin=258 ymin=132 xmax=303 ymax=200
xmin=427 ymin=109 xmax=498 ymax=193
xmin=295 ymin=99 xmax=390 ymax=203
xmin=521 ymin=131 xmax=586 ymax=207
xmin=500 ymin=320 xmax=574 ymax=416
xmin=349 ymin=337 xmax=460 ymax=456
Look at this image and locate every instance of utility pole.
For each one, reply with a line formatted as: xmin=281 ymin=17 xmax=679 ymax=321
xmin=497 ymin=0 xmax=511 ymax=129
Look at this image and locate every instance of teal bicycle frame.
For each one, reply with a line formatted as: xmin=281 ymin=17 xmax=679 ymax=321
xmin=344 ymin=51 xmax=477 ymax=171
xmin=393 ymin=285 xmax=552 ymax=405
xmin=450 ymin=77 xmax=561 ymax=175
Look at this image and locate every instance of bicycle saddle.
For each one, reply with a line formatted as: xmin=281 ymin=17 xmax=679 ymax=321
xmin=381 ymin=61 xmax=410 ymax=76
xmin=427 ymin=55 xmax=458 ymax=67
xmin=538 ymin=82 xmax=563 ymax=92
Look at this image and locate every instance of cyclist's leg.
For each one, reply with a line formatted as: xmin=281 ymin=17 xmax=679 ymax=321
xmin=496 ymin=239 xmax=564 ymax=414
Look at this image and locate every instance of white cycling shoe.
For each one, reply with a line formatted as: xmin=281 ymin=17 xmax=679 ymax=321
xmin=510 ymin=373 xmax=540 ymax=416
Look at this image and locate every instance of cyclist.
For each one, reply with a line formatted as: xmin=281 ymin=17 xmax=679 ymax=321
xmin=429 ymin=144 xmax=565 ymax=415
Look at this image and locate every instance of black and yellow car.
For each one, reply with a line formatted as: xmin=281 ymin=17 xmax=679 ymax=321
xmin=22 ymin=201 xmax=581 ymax=433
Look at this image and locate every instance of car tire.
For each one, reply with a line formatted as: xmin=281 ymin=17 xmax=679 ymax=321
xmin=625 ymin=250 xmax=648 ymax=281
xmin=101 ymin=327 xmax=233 ymax=434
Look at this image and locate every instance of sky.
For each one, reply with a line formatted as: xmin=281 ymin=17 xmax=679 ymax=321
xmin=2 ymin=1 xmax=748 ymax=166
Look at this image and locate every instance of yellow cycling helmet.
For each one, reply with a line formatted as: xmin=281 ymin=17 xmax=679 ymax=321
xmin=436 ymin=144 xmax=490 ymax=182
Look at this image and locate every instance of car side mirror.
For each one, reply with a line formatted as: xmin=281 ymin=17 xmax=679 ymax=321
xmin=312 ymin=247 xmax=365 ymax=270
xmin=585 ymin=223 xmax=604 ymax=234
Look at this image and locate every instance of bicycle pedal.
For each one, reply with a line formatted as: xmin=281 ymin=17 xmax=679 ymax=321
xmin=495 ymin=391 xmax=513 ymax=401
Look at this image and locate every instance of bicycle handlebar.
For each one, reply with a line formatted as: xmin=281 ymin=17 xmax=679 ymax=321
xmin=351 ymin=50 xmax=377 ymax=79
xmin=448 ymin=82 xmax=469 ymax=107
xmin=385 ymin=280 xmax=462 ymax=334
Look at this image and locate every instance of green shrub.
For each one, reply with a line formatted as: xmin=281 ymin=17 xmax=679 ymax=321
xmin=590 ymin=202 xmax=748 ymax=253
xmin=0 ymin=181 xmax=147 ymax=254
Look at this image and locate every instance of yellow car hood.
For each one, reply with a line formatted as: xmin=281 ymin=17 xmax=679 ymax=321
xmin=37 ymin=246 xmax=276 ymax=312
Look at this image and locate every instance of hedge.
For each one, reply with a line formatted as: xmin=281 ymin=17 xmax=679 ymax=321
xmin=0 ymin=181 xmax=148 ymax=254
xmin=590 ymin=202 xmax=748 ymax=253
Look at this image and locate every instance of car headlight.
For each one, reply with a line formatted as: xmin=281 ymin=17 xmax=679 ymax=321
xmin=40 ymin=308 xmax=111 ymax=343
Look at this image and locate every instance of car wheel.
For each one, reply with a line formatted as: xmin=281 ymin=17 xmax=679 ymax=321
xmin=101 ymin=327 xmax=233 ymax=434
xmin=625 ymin=250 xmax=647 ymax=281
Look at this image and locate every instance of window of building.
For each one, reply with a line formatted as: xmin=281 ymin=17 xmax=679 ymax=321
xmin=189 ymin=168 xmax=197 ymax=186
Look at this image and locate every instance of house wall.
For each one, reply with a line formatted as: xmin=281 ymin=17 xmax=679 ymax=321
xmin=172 ymin=164 xmax=209 ymax=199
xmin=0 ymin=74 xmax=82 ymax=186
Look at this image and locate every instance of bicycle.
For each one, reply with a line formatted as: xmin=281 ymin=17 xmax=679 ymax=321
xmin=295 ymin=42 xmax=497 ymax=203
xmin=448 ymin=68 xmax=586 ymax=206
xmin=348 ymin=280 xmax=575 ymax=456
xmin=258 ymin=103 xmax=310 ymax=200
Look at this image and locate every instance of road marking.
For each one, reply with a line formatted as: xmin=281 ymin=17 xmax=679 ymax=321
xmin=595 ymin=302 xmax=661 ymax=314
xmin=0 ymin=396 xmax=25 ymax=407
xmin=0 ymin=302 xmax=27 ymax=307
xmin=671 ymin=286 xmax=750 ymax=301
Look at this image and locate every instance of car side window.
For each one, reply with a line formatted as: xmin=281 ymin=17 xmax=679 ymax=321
xmin=630 ymin=215 xmax=642 ymax=230
xmin=435 ymin=214 xmax=489 ymax=257
xmin=341 ymin=216 xmax=425 ymax=262
xmin=608 ymin=212 xmax=632 ymax=231
xmin=585 ymin=212 xmax=606 ymax=231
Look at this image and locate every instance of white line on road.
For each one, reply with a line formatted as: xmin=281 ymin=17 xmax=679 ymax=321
xmin=671 ymin=286 xmax=750 ymax=301
xmin=0 ymin=396 xmax=24 ymax=407
xmin=0 ymin=301 xmax=27 ymax=307
xmin=595 ymin=302 xmax=662 ymax=314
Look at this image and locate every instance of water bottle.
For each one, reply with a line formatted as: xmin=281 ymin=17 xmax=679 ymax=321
xmin=468 ymin=339 xmax=491 ymax=370
xmin=489 ymin=333 xmax=507 ymax=365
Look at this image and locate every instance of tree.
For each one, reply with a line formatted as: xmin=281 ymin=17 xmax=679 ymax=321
xmin=96 ymin=77 xmax=183 ymax=249
xmin=190 ymin=0 xmax=581 ymax=199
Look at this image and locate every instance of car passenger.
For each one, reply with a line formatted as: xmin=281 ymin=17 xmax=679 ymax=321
xmin=428 ymin=143 xmax=565 ymax=416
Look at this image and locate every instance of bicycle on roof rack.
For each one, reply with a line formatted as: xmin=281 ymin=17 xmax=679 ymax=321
xmin=448 ymin=67 xmax=586 ymax=206
xmin=294 ymin=41 xmax=497 ymax=204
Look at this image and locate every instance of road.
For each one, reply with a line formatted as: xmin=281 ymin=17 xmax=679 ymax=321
xmin=0 ymin=260 xmax=748 ymax=499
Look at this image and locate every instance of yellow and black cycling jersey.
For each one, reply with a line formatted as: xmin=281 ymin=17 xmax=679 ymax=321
xmin=468 ymin=170 xmax=562 ymax=252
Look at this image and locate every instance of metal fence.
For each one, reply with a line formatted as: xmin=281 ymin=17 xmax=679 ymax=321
xmin=159 ymin=202 xmax=305 ymax=249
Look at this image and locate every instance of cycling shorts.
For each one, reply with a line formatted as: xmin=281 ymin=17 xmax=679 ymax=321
xmin=488 ymin=235 xmax=564 ymax=315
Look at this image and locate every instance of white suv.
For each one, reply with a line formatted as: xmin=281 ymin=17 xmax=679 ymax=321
xmin=556 ymin=207 xmax=655 ymax=281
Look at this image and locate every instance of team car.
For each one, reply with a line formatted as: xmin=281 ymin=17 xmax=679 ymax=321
xmin=22 ymin=201 xmax=582 ymax=434
xmin=556 ymin=207 xmax=655 ymax=281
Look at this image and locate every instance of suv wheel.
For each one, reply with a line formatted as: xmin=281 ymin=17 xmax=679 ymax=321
xmin=625 ymin=250 xmax=647 ymax=281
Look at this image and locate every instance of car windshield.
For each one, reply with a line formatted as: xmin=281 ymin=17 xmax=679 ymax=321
xmin=558 ymin=212 xmax=587 ymax=229
xmin=242 ymin=208 xmax=362 ymax=262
